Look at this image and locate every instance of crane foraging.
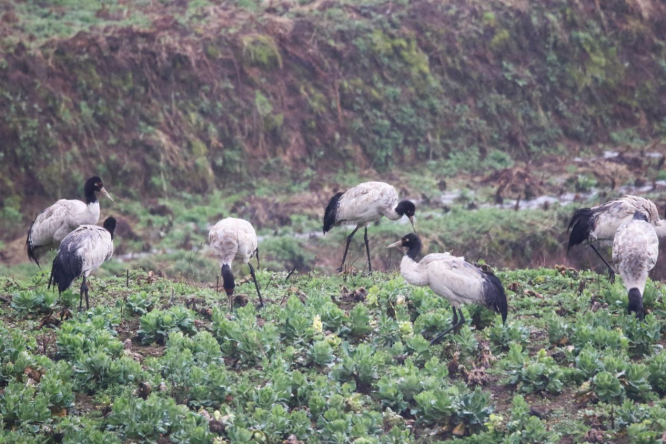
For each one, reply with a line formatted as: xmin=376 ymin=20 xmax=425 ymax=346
xmin=612 ymin=211 xmax=659 ymax=319
xmin=324 ymin=181 xmax=416 ymax=273
xmin=568 ymin=195 xmax=666 ymax=283
xmin=208 ymin=217 xmax=263 ymax=310
xmin=49 ymin=217 xmax=116 ymax=311
xmin=388 ymin=233 xmax=507 ymax=345
xmin=26 ymin=176 xmax=113 ymax=267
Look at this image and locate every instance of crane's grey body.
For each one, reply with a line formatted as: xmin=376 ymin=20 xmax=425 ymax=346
xmin=28 ymin=200 xmax=100 ymax=259
xmin=399 ymin=252 xmax=501 ymax=309
xmin=612 ymin=212 xmax=658 ymax=318
xmin=568 ymin=195 xmax=666 ymax=282
xmin=208 ymin=217 xmax=263 ymax=308
xmin=59 ymin=225 xmax=115 ymax=277
xmin=26 ymin=177 xmax=112 ymax=266
xmin=587 ymin=196 xmax=664 ymax=245
xmin=209 ymin=218 xmax=258 ymax=267
xmin=390 ymin=233 xmax=507 ymax=344
xmin=332 ymin=182 xmax=404 ymax=228
xmin=49 ymin=218 xmax=116 ymax=310
xmin=324 ymin=181 xmax=415 ymax=273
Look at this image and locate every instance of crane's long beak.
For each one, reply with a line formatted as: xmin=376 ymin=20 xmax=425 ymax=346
xmin=101 ymin=187 xmax=114 ymax=202
xmin=387 ymin=240 xmax=402 ymax=249
xmin=408 ymin=216 xmax=416 ymax=233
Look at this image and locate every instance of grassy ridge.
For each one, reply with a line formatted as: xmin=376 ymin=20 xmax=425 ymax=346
xmin=2 ymin=0 xmax=666 ymax=231
xmin=1 ymin=268 xmax=666 ymax=442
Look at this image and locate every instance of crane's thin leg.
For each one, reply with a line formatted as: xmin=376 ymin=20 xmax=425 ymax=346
xmin=430 ymin=308 xmax=465 ymax=345
xmin=255 ymin=247 xmax=260 ymax=269
xmin=79 ymin=279 xmax=84 ymax=311
xmin=248 ymin=263 xmax=264 ymax=308
xmin=84 ymin=277 xmax=90 ymax=310
xmin=363 ymin=226 xmax=372 ymax=274
xmin=589 ymin=244 xmax=616 ymax=284
xmin=80 ymin=276 xmax=89 ymax=311
xmin=337 ymin=226 xmax=359 ymax=273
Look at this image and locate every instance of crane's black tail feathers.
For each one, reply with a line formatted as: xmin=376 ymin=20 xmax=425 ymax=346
xmin=323 ymin=192 xmax=344 ymax=234
xmin=483 ymin=272 xmax=508 ymax=324
xmin=49 ymin=251 xmax=83 ymax=294
xmin=26 ymin=224 xmax=41 ymax=268
xmin=567 ymin=207 xmax=595 ymax=254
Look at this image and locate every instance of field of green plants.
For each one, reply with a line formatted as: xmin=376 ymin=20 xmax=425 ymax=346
xmin=2 ymin=265 xmax=666 ymax=443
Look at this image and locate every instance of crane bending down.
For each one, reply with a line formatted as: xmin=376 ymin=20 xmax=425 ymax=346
xmin=388 ymin=233 xmax=508 ymax=345
xmin=208 ymin=218 xmax=263 ymax=310
xmin=27 ymin=176 xmax=113 ymax=267
xmin=323 ymin=181 xmax=416 ymax=273
xmin=612 ymin=211 xmax=659 ymax=319
xmin=49 ymin=217 xmax=116 ymax=310
xmin=568 ymin=195 xmax=666 ymax=283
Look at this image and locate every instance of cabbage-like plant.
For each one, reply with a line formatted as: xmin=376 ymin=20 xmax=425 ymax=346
xmin=138 ymin=306 xmax=196 ymax=345
xmin=593 ymin=371 xmax=625 ymax=404
xmin=125 ymin=292 xmax=155 ymax=316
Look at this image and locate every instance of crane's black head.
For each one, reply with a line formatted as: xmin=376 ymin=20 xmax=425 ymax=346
xmin=84 ymin=176 xmax=113 ymax=204
xmin=103 ymin=217 xmax=117 ymax=239
xmin=395 ymin=200 xmax=416 ymax=218
xmin=633 ymin=211 xmax=649 ymax=222
xmin=627 ymin=287 xmax=644 ymax=319
xmin=221 ymin=264 xmax=235 ymax=296
xmin=389 ymin=233 xmax=422 ymax=259
xmin=395 ymin=200 xmax=416 ymax=232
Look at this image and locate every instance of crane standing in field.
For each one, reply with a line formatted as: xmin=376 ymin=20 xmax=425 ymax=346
xmin=324 ymin=181 xmax=416 ymax=273
xmin=612 ymin=211 xmax=659 ymax=319
xmin=567 ymin=195 xmax=666 ymax=283
xmin=49 ymin=217 xmax=116 ymax=311
xmin=208 ymin=217 xmax=263 ymax=310
xmin=388 ymin=233 xmax=508 ymax=345
xmin=26 ymin=176 xmax=114 ymax=267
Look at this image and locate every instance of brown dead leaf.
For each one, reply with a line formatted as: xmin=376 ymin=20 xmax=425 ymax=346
xmin=507 ymin=282 xmax=521 ymax=293
xmin=24 ymin=367 xmax=43 ymax=382
xmin=452 ymin=422 xmax=466 ymax=436
xmin=50 ymin=407 xmax=67 ymax=417
xmin=525 ymin=289 xmax=544 ymax=299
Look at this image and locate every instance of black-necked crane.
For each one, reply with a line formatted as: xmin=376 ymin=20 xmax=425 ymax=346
xmin=323 ymin=181 xmax=416 ymax=273
xmin=612 ymin=211 xmax=659 ymax=319
xmin=568 ymin=195 xmax=666 ymax=283
xmin=49 ymin=217 xmax=116 ymax=310
xmin=26 ymin=176 xmax=113 ymax=267
xmin=388 ymin=233 xmax=508 ymax=345
xmin=208 ymin=217 xmax=263 ymax=310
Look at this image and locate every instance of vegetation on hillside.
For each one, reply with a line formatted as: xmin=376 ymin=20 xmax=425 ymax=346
xmin=1 ymin=268 xmax=666 ymax=442
xmin=2 ymin=0 xmax=666 ymax=231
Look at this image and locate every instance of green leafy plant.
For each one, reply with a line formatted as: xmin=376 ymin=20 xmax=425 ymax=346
xmin=488 ymin=318 xmax=529 ymax=352
xmin=593 ymin=371 xmax=625 ymax=404
xmin=0 ymin=380 xmax=51 ymax=429
xmin=138 ymin=306 xmax=196 ymax=345
xmin=107 ymin=392 xmax=214 ymax=441
xmin=621 ymin=315 xmax=661 ymax=357
xmin=125 ymin=291 xmax=155 ymax=316
xmin=349 ymin=304 xmax=372 ymax=337
xmin=648 ymin=352 xmax=666 ymax=394
xmin=11 ymin=291 xmax=57 ymax=314
xmin=505 ymin=395 xmax=559 ymax=443
xmin=310 ymin=340 xmax=335 ymax=366
xmin=505 ymin=346 xmax=566 ymax=394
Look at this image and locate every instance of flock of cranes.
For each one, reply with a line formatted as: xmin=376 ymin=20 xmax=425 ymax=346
xmin=25 ymin=176 xmax=663 ymax=342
